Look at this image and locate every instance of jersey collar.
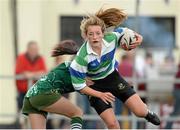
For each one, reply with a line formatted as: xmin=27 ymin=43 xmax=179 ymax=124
xmin=86 ymin=39 xmax=110 ymax=55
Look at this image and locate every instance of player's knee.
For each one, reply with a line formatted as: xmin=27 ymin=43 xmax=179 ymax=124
xmin=71 ymin=107 xmax=83 ymax=117
xmin=76 ymin=107 xmax=83 ymax=117
xmin=134 ymin=104 xmax=147 ymax=117
xmin=107 ymin=120 xmax=119 ymax=129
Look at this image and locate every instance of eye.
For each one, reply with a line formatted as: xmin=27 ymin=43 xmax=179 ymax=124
xmin=96 ymin=32 xmax=101 ymax=35
xmin=88 ymin=33 xmax=93 ymax=36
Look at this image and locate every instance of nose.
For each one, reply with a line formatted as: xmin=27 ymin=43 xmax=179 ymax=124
xmin=92 ymin=34 xmax=98 ymax=39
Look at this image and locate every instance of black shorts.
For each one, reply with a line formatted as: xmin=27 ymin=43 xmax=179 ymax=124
xmin=88 ymin=70 xmax=136 ymax=115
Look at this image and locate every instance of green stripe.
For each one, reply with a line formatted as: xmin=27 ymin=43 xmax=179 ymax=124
xmin=71 ymin=116 xmax=83 ymax=124
xmin=78 ymin=43 xmax=88 ymax=57
xmin=104 ymin=33 xmax=117 ymax=43
xmin=92 ymin=63 xmax=112 ymax=79
xmin=71 ymin=76 xmax=85 ymax=84
xmin=75 ymin=56 xmax=88 ymax=66
xmin=104 ymin=32 xmax=119 ymax=47
xmin=74 ymin=43 xmax=88 ymax=66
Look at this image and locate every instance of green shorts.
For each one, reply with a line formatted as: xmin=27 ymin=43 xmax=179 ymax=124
xmin=22 ymin=93 xmax=61 ymax=118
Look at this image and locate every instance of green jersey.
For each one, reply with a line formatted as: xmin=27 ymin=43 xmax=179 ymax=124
xmin=26 ymin=62 xmax=75 ymax=97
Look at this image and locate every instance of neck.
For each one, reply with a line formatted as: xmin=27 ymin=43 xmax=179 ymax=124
xmin=92 ymin=45 xmax=102 ymax=56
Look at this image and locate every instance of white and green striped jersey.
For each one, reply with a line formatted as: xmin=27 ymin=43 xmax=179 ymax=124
xmin=70 ymin=28 xmax=127 ymax=90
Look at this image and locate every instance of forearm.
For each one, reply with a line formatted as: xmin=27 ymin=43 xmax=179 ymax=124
xmin=79 ymin=86 xmax=115 ymax=104
xmin=79 ymin=86 xmax=102 ymax=98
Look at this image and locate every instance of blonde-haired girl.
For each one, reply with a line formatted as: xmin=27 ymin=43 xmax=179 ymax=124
xmin=70 ymin=7 xmax=160 ymax=129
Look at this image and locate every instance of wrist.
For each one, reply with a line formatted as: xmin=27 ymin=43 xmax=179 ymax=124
xmin=96 ymin=91 xmax=102 ymax=98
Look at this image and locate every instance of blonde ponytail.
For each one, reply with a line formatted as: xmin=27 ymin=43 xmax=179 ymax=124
xmin=96 ymin=8 xmax=127 ymax=28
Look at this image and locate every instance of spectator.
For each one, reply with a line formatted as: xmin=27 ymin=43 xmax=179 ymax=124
xmin=118 ymin=53 xmax=134 ymax=80
xmin=15 ymin=41 xmax=47 ymax=128
xmin=144 ymin=52 xmax=159 ymax=79
xmin=160 ymin=55 xmax=177 ymax=75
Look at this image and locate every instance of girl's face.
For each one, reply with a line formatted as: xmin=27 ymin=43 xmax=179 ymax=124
xmin=86 ymin=25 xmax=104 ymax=48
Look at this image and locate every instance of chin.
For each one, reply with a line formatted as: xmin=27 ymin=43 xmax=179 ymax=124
xmin=91 ymin=42 xmax=101 ymax=47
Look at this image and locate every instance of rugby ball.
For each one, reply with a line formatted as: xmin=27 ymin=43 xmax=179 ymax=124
xmin=119 ymin=28 xmax=137 ymax=50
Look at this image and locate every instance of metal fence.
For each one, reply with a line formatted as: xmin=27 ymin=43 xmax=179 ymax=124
xmin=0 ymin=75 xmax=180 ymax=129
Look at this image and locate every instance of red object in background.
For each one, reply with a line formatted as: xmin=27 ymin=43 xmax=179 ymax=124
xmin=118 ymin=60 xmax=133 ymax=77
xmin=15 ymin=53 xmax=47 ymax=93
xmin=174 ymin=64 xmax=180 ymax=89
xmin=137 ymin=83 xmax=147 ymax=91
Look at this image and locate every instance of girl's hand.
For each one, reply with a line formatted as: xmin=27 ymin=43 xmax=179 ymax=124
xmin=80 ymin=87 xmax=115 ymax=104
xmin=99 ymin=92 xmax=115 ymax=104
xmin=129 ymin=33 xmax=143 ymax=50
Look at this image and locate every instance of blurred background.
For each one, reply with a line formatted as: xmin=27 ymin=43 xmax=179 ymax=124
xmin=0 ymin=0 xmax=180 ymax=129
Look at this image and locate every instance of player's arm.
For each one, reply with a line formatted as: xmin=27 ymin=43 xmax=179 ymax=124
xmin=70 ymin=56 xmax=115 ymax=104
xmin=80 ymin=86 xmax=115 ymax=104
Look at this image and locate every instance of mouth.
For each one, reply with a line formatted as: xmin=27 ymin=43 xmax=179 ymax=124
xmin=92 ymin=41 xmax=99 ymax=43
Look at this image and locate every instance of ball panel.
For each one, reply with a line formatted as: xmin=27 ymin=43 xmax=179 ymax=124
xmin=119 ymin=28 xmax=136 ymax=50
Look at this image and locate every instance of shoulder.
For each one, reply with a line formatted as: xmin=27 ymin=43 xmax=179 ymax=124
xmin=77 ymin=42 xmax=88 ymax=58
xmin=16 ymin=53 xmax=26 ymax=61
xmin=54 ymin=62 xmax=70 ymax=70
xmin=104 ymin=32 xmax=117 ymax=43
xmin=17 ymin=53 xmax=25 ymax=58
xmin=38 ymin=55 xmax=45 ymax=61
xmin=58 ymin=61 xmax=71 ymax=68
